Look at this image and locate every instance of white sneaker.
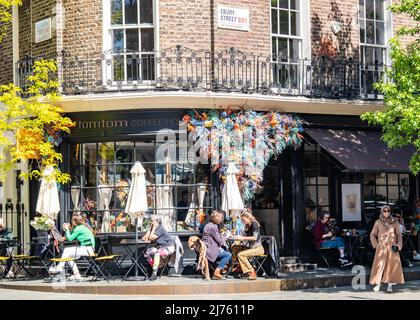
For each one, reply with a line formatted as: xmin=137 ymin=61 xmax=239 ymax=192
xmin=49 ymin=266 xmax=63 ymax=275
xmin=408 ymin=261 xmax=414 ymax=267
xmin=373 ymin=284 xmax=381 ymax=292
xmin=387 ymin=285 xmax=393 ymax=293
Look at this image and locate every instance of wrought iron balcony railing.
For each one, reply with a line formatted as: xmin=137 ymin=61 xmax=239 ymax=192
xmin=15 ymin=45 xmax=386 ymax=100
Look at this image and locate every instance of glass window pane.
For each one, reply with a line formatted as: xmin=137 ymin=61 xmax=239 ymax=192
xmin=375 ymin=0 xmax=384 ymax=20
xmin=113 ymin=55 xmax=125 ymax=81
xmin=360 ymin=19 xmax=365 ymax=43
xmin=71 ymin=166 xmax=81 ymax=187
xmin=83 ymin=143 xmax=97 ymax=165
xmin=364 ymin=46 xmax=374 ymax=63
xmin=305 ymin=186 xmax=317 ymax=206
xmin=289 ymin=39 xmax=299 ymax=59
xmin=127 ymin=54 xmax=140 ymax=81
xmin=400 ymin=186 xmax=409 ymax=201
xmin=141 ymin=28 xmax=154 ymax=51
xmin=388 ymin=173 xmax=398 ymax=185
xmin=272 ymin=37 xmax=277 ymax=56
xmin=364 ymin=185 xmax=375 ymax=201
xmin=376 ymin=173 xmax=386 ymax=185
xmin=98 ymin=142 xmax=115 ymax=164
xmin=278 ymin=37 xmax=287 ymax=56
xmin=375 ymin=47 xmax=385 ymax=62
xmin=279 ymin=10 xmax=289 ymax=35
xmin=364 ymin=173 xmax=375 ymax=185
xmin=135 ymin=140 xmax=155 ymax=162
xmin=318 ymin=186 xmax=329 ymax=206
xmin=111 ymin=0 xmax=123 ymax=25
xmin=98 ymin=164 xmax=115 ymax=185
xmin=366 ymin=20 xmax=375 ymax=44
xmin=318 ymin=176 xmax=329 ymax=185
xmin=116 ymin=141 xmax=134 ymax=163
xmin=375 ymin=186 xmax=387 ymax=202
xmin=399 ymin=174 xmax=409 ymax=186
xmin=113 ymin=29 xmax=124 ymax=50
xmin=305 ymin=177 xmax=317 ymax=185
xmin=291 ymin=11 xmax=298 ymax=36
xmin=141 ymin=53 xmax=155 ymax=80
xmin=271 ymin=9 xmax=278 ymax=34
xmin=125 ymin=0 xmax=138 ymax=24
xmin=84 ymin=165 xmax=97 ymax=188
xmin=140 ymin=0 xmax=153 ymax=23
xmin=126 ymin=29 xmax=139 ymax=51
xmin=290 ymin=0 xmax=297 ymax=10
xmin=388 ymin=186 xmax=398 ymax=204
xmin=376 ymin=21 xmax=384 ymax=45
xmin=279 ymin=0 xmax=288 ymax=9
xmin=271 ymin=0 xmax=278 ymax=7
xmin=359 ymin=0 xmax=365 ymax=19
xmin=116 ymin=164 xmax=131 ymax=184
xmin=366 ymin=0 xmax=374 ymax=19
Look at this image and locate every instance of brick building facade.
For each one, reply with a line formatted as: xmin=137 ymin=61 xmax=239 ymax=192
xmin=0 ymin=0 xmax=417 ymax=258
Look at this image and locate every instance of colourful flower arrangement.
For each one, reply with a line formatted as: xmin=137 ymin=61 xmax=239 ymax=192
xmin=183 ymin=108 xmax=304 ymax=200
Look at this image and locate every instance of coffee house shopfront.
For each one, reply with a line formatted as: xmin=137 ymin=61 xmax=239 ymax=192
xmin=27 ymin=109 xmax=418 ymax=262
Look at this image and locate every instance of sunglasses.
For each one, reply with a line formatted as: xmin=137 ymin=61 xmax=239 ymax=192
xmin=383 ymin=209 xmax=390 ymax=212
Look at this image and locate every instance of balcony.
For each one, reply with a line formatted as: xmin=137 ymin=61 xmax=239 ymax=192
xmin=15 ymin=45 xmax=385 ymax=101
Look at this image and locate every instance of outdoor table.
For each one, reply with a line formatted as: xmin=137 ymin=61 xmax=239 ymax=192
xmin=224 ymin=235 xmax=279 ymax=276
xmin=340 ymin=233 xmax=361 ymax=263
xmin=118 ymin=239 xmax=151 ymax=281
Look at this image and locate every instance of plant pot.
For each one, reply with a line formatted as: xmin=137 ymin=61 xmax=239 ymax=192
xmin=37 ymin=230 xmax=49 ymax=244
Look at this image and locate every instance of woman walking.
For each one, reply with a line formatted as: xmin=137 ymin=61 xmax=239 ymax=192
xmin=370 ymin=205 xmax=404 ymax=293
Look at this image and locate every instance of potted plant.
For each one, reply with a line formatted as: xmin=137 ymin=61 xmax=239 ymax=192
xmin=30 ymin=215 xmax=55 ymax=243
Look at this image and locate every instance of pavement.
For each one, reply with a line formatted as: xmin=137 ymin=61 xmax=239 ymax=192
xmin=1 ymin=279 xmax=420 ymax=299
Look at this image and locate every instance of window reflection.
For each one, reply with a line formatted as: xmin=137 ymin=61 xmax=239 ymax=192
xmin=70 ymin=139 xmax=212 ymax=233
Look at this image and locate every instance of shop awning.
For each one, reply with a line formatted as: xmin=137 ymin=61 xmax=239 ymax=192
xmin=305 ymin=128 xmax=414 ymax=172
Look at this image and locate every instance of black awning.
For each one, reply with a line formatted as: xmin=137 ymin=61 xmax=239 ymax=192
xmin=305 ymin=128 xmax=414 ymax=172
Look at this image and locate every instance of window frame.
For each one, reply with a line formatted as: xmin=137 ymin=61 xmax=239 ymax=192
xmin=102 ymin=0 xmax=159 ymax=88
xmin=269 ymin=0 xmax=310 ymax=94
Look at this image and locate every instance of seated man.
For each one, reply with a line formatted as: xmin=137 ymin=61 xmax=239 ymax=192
xmin=142 ymin=215 xmax=175 ymax=281
xmin=49 ymin=215 xmax=95 ymax=281
xmin=0 ymin=218 xmax=13 ymax=278
xmin=313 ymin=211 xmax=352 ymax=267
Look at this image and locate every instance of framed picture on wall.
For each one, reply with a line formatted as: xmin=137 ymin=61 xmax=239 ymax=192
xmin=341 ymin=183 xmax=362 ymax=222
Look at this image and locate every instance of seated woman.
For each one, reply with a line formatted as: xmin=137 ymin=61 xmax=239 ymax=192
xmin=233 ymin=209 xmax=263 ymax=280
xmin=202 ymin=210 xmax=232 ymax=280
xmin=49 ymin=215 xmax=95 ymax=281
xmin=142 ymin=215 xmax=175 ymax=281
xmin=313 ymin=211 xmax=352 ymax=267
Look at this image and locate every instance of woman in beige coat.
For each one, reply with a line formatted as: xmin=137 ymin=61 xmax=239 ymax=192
xmin=369 ymin=205 xmax=404 ymax=293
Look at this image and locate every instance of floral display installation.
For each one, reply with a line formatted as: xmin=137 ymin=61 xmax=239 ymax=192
xmin=183 ymin=108 xmax=305 ymax=201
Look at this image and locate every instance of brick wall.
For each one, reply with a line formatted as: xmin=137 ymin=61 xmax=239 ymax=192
xmin=159 ymin=0 xmax=211 ymax=52
xmin=213 ymin=1 xmax=270 ymax=57
xmin=0 ymin=9 xmax=13 ymax=85
xmin=18 ymin=0 xmax=57 ymax=59
xmin=310 ymin=0 xmax=359 ymax=59
xmin=392 ymin=0 xmax=417 ymax=48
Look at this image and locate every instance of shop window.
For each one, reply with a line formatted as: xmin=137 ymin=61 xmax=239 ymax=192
xmin=364 ymin=172 xmax=411 ymax=210
xmin=70 ymin=140 xmax=213 ymax=234
xmin=104 ymin=0 xmax=156 ymax=86
xmin=304 ymin=144 xmax=331 ymax=232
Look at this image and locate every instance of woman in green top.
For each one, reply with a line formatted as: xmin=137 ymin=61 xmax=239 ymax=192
xmin=49 ymin=215 xmax=95 ymax=281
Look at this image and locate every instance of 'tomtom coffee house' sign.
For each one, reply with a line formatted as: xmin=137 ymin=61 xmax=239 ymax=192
xmin=67 ymin=110 xmax=185 ymax=138
xmin=217 ymin=6 xmax=250 ymax=31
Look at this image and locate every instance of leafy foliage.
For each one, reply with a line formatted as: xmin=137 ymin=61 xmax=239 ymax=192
xmin=0 ymin=0 xmax=21 ymax=43
xmin=361 ymin=0 xmax=420 ymax=174
xmin=0 ymin=59 xmax=75 ymax=184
